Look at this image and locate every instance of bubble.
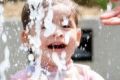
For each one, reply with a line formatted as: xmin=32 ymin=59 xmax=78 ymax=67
xmin=2 ymin=33 xmax=7 ymax=43
xmin=0 ymin=46 xmax=10 ymax=80
xmin=44 ymin=7 xmax=56 ymax=37
xmin=86 ymin=35 xmax=90 ymax=40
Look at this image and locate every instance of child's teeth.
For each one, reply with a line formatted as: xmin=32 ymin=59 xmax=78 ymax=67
xmin=48 ymin=44 xmax=66 ymax=49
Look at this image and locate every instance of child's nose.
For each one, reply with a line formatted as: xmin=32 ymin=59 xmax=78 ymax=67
xmin=52 ymin=29 xmax=63 ymax=38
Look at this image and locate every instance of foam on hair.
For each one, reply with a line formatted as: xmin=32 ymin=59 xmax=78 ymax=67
xmin=21 ymin=0 xmax=80 ymax=30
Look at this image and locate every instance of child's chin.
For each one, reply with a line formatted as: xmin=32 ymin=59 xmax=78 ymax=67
xmin=50 ymin=49 xmax=66 ymax=54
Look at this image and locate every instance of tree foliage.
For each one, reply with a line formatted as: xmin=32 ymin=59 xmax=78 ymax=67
xmin=73 ymin=0 xmax=109 ymax=10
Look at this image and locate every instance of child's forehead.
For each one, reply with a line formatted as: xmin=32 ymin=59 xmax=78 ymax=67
xmin=53 ymin=10 xmax=70 ymax=18
xmin=52 ymin=4 xmax=73 ymax=18
xmin=52 ymin=3 xmax=72 ymax=12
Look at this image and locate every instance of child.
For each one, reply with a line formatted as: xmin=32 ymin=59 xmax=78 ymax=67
xmin=11 ymin=0 xmax=104 ymax=80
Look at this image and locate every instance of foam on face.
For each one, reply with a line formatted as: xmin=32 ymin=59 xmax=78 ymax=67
xmin=62 ymin=16 xmax=69 ymax=26
xmin=52 ymin=51 xmax=67 ymax=70
xmin=25 ymin=0 xmax=71 ymax=79
xmin=26 ymin=0 xmax=48 ymax=79
xmin=27 ymin=0 xmax=45 ymax=55
xmin=62 ymin=17 xmax=71 ymax=44
xmin=52 ymin=51 xmax=67 ymax=80
xmin=61 ymin=51 xmax=66 ymax=60
xmin=65 ymin=31 xmax=71 ymax=44
xmin=44 ymin=4 xmax=56 ymax=37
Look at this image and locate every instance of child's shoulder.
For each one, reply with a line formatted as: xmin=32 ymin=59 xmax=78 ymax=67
xmin=74 ymin=63 xmax=104 ymax=80
xmin=74 ymin=63 xmax=90 ymax=70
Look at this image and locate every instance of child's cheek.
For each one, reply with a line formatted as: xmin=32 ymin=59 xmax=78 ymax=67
xmin=64 ymin=31 xmax=72 ymax=44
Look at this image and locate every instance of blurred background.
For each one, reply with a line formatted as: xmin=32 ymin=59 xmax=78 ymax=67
xmin=0 ymin=0 xmax=120 ymax=80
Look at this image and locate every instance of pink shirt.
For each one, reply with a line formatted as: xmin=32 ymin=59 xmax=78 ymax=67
xmin=10 ymin=63 xmax=104 ymax=80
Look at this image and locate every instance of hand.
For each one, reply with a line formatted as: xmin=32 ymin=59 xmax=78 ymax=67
xmin=100 ymin=6 xmax=120 ymax=25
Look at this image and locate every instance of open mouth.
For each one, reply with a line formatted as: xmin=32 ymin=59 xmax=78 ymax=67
xmin=48 ymin=43 xmax=67 ymax=49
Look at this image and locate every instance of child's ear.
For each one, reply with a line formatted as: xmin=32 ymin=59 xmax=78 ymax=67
xmin=20 ymin=31 xmax=28 ymax=43
xmin=76 ymin=29 xmax=81 ymax=46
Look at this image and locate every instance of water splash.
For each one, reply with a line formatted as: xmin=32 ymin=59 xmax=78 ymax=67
xmin=44 ymin=0 xmax=56 ymax=37
xmin=0 ymin=3 xmax=10 ymax=80
xmin=107 ymin=2 xmax=112 ymax=11
xmin=62 ymin=16 xmax=69 ymax=26
xmin=0 ymin=46 xmax=10 ymax=80
xmin=1 ymin=33 xmax=7 ymax=43
xmin=64 ymin=31 xmax=71 ymax=44
xmin=52 ymin=51 xmax=67 ymax=80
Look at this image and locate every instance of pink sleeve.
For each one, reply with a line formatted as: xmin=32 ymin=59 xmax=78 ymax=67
xmin=75 ymin=64 xmax=104 ymax=80
xmin=10 ymin=69 xmax=28 ymax=80
xmin=88 ymin=70 xmax=104 ymax=80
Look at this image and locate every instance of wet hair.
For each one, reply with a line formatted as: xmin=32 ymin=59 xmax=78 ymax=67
xmin=21 ymin=0 xmax=80 ymax=30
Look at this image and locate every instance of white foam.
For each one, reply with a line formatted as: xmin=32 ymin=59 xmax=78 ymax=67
xmin=64 ymin=31 xmax=71 ymax=44
xmin=61 ymin=51 xmax=66 ymax=60
xmin=44 ymin=5 xmax=56 ymax=37
xmin=2 ymin=33 xmax=7 ymax=44
xmin=0 ymin=4 xmax=4 ymax=36
xmin=30 ymin=59 xmax=42 ymax=80
xmin=0 ymin=46 xmax=10 ymax=80
xmin=52 ymin=52 xmax=66 ymax=71
xmin=62 ymin=16 xmax=69 ymax=26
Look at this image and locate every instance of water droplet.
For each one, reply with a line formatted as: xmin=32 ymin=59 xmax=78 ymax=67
xmin=2 ymin=33 xmax=7 ymax=43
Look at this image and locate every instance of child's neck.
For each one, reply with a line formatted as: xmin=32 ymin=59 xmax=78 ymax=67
xmin=41 ymin=59 xmax=73 ymax=73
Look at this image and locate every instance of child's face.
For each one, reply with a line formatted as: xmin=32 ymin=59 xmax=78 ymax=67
xmin=39 ymin=5 xmax=81 ymax=69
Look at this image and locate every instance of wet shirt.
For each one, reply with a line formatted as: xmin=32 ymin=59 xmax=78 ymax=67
xmin=10 ymin=63 xmax=104 ymax=80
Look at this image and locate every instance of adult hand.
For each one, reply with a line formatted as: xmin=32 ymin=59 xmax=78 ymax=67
xmin=100 ymin=6 xmax=120 ymax=25
xmin=100 ymin=0 xmax=120 ymax=25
